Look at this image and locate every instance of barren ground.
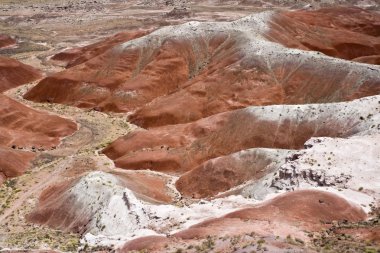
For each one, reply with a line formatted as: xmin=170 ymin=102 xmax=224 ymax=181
xmin=0 ymin=0 xmax=379 ymax=252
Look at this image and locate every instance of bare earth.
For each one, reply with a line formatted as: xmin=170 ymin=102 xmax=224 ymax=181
xmin=0 ymin=0 xmax=379 ymax=252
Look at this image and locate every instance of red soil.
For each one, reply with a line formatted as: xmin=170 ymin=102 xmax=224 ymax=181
xmin=26 ymin=178 xmax=87 ymax=233
xmin=0 ymin=94 xmax=77 ymax=182
xmin=0 ymin=94 xmax=77 ymax=149
xmin=110 ymin=170 xmax=174 ymax=204
xmin=23 ymin=8 xmax=380 ymax=129
xmin=51 ymin=30 xmax=151 ymax=68
xmin=220 ymin=190 xmax=365 ymax=226
xmin=121 ymin=190 xmax=366 ymax=252
xmin=266 ymin=7 xmax=380 ymax=61
xmin=27 ymin=170 xmax=173 ymax=232
xmin=129 ymin=7 xmax=380 ymax=128
xmin=120 ymin=236 xmax=170 ymax=252
xmin=176 ymin=148 xmax=288 ymax=198
xmin=0 ymin=35 xmax=16 ymax=49
xmin=17 ymin=7 xmax=380 ymax=251
xmin=129 ymin=54 xmax=380 ymax=128
xmin=173 ymin=190 xmax=366 ymax=239
xmin=0 ymin=148 xmax=36 ymax=184
xmin=354 ymin=55 xmax=380 ymax=65
xmin=103 ymin=98 xmax=374 ymax=174
xmin=24 ymin=35 xmax=214 ymax=112
xmin=0 ymin=56 xmax=42 ymax=92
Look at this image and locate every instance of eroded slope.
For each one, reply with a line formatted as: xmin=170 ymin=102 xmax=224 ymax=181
xmin=266 ymin=7 xmax=380 ymax=62
xmin=103 ymin=95 xmax=379 ymax=174
xmin=51 ymin=30 xmax=152 ymax=68
xmin=24 ymin=8 xmax=380 ymax=128
xmin=0 ymin=56 xmax=42 ymax=92
xmin=4 ymin=5 xmax=380 ymax=252
xmin=0 ymin=35 xmax=16 ymax=49
xmin=0 ymin=94 xmax=77 ymax=183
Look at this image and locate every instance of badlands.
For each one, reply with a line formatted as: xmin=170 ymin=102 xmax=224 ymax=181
xmin=0 ymin=0 xmax=380 ymax=252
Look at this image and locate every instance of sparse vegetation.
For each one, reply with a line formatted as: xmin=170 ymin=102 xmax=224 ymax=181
xmin=5 ymin=228 xmax=80 ymax=252
xmin=312 ymin=216 xmax=380 ymax=253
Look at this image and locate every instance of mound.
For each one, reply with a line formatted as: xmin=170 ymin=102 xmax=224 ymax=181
xmin=0 ymin=148 xmax=36 ymax=184
xmin=266 ymin=7 xmax=380 ymax=61
xmin=121 ymin=190 xmax=366 ymax=252
xmin=24 ymin=29 xmax=227 ymax=112
xmin=24 ymin=8 xmax=380 ymax=123
xmin=51 ymin=30 xmax=151 ymax=68
xmin=103 ymin=95 xmax=379 ymax=174
xmin=28 ymin=171 xmax=173 ymax=234
xmin=0 ymin=56 xmax=42 ymax=92
xmin=0 ymin=94 xmax=77 ymax=182
xmin=111 ymin=170 xmax=174 ymax=204
xmin=27 ymin=177 xmax=88 ymax=233
xmin=354 ymin=55 xmax=380 ymax=65
xmin=130 ymin=7 xmax=380 ymax=128
xmin=29 ymin=170 xmax=366 ymax=252
xmin=0 ymin=94 xmax=77 ymax=149
xmin=0 ymin=35 xmax=16 ymax=49
xmin=176 ymin=148 xmax=291 ymax=198
xmin=220 ymin=190 xmax=366 ymax=225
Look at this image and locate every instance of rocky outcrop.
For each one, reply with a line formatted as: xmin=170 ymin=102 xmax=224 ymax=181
xmin=271 ymin=166 xmax=352 ymax=190
xmin=164 ymin=6 xmax=192 ymax=18
xmin=0 ymin=56 xmax=42 ymax=92
xmin=270 ymin=134 xmax=380 ymax=195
